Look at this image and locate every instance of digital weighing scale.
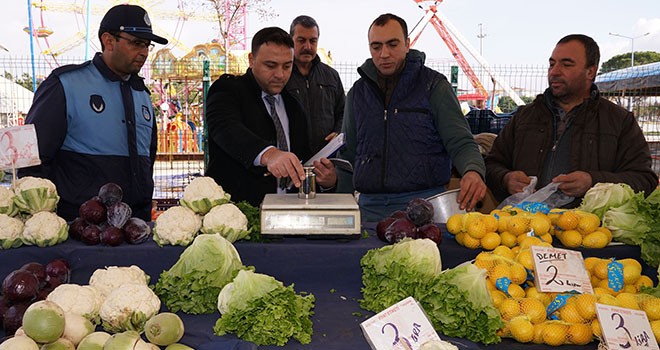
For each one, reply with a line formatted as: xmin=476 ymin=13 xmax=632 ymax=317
xmin=260 ymin=193 xmax=361 ymax=237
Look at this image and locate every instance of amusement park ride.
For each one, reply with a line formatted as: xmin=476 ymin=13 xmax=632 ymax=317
xmin=410 ymin=0 xmax=524 ymax=107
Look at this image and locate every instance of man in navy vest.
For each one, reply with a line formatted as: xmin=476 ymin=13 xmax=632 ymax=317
xmin=19 ymin=4 xmax=168 ymax=221
xmin=336 ymin=13 xmax=487 ymax=222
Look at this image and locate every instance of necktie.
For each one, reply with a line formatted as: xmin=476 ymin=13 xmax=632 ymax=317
xmin=264 ymin=95 xmax=289 ymax=190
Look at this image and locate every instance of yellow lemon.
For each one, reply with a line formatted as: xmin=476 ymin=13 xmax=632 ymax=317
xmin=577 ymin=213 xmax=600 ymax=235
xmin=520 ymin=297 xmax=547 ymax=324
xmin=446 ymin=214 xmax=464 ymax=234
xmin=582 ymin=230 xmax=609 ymax=249
xmin=482 ymin=214 xmax=499 ymax=232
xmin=461 ymin=232 xmax=481 ymax=249
xmin=480 ymin=232 xmax=502 ymax=250
xmin=616 ymin=292 xmax=641 ymax=310
xmin=593 ymin=259 xmax=611 ymax=280
xmin=499 ymin=298 xmax=521 ymax=321
xmin=519 ymin=235 xmax=543 ymax=249
xmin=511 ymin=246 xmax=521 ymax=256
xmin=508 ymin=284 xmax=526 ymax=299
xmin=641 ymin=297 xmax=660 ymax=321
xmin=516 ymin=249 xmax=535 ymax=271
xmin=557 ymin=211 xmax=580 ymax=230
xmin=489 ymin=263 xmax=511 ymax=282
xmin=510 ymin=263 xmax=528 ymax=285
xmin=583 ymin=257 xmax=601 ymax=273
xmin=573 ymin=293 xmax=598 ymax=321
xmin=596 ymin=293 xmax=620 ymax=306
xmin=492 ymin=245 xmax=515 ymax=260
xmin=596 ymin=226 xmax=613 ymax=241
xmin=529 ymin=215 xmax=551 ymax=235
xmin=542 ymin=322 xmax=568 ymax=346
xmin=635 ymin=275 xmax=654 ymax=292
xmin=559 ymin=229 xmax=582 ymax=248
xmin=596 ymin=279 xmax=619 ymax=296
xmin=508 ymin=216 xmax=530 ymax=236
xmin=500 ymin=231 xmax=517 ymax=248
xmin=548 ymin=208 xmax=565 ymax=225
xmin=591 ymin=319 xmax=602 ymax=338
xmin=650 ymin=320 xmax=660 ymax=343
xmin=559 ymin=303 xmax=586 ymax=324
xmin=509 ymin=315 xmax=535 ymax=343
xmin=622 ymin=284 xmax=638 ymax=294
xmin=533 ymin=322 xmax=547 ymax=344
xmin=454 ymin=232 xmax=465 ymax=246
xmin=497 ymin=215 xmax=511 ymax=233
xmin=525 ymin=286 xmax=552 ymax=306
xmin=620 ymin=258 xmax=642 ymax=285
xmin=467 ymin=219 xmax=488 ymax=239
xmin=474 ymin=251 xmax=492 ymax=270
xmin=490 ymin=290 xmax=508 ymax=308
xmin=539 ymin=233 xmax=553 ymax=244
xmin=568 ymin=323 xmax=593 ymax=345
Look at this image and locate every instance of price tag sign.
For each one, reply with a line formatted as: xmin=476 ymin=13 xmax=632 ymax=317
xmin=596 ymin=303 xmax=659 ymax=350
xmin=531 ymin=246 xmax=593 ymax=294
xmin=0 ymin=125 xmax=40 ymax=171
xmin=361 ymin=296 xmax=441 ymax=350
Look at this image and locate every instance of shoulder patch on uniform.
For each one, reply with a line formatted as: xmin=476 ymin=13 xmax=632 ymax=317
xmin=89 ymin=95 xmax=105 ymax=113
xmin=142 ymin=105 xmax=151 ymax=121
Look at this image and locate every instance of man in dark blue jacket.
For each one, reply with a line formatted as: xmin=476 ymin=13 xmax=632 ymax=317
xmin=19 ymin=4 xmax=168 ymax=221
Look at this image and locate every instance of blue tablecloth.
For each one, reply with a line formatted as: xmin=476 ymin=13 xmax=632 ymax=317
xmin=1 ymin=228 xmax=656 ymax=349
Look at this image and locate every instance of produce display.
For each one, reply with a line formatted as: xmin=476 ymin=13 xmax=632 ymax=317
xmin=70 ymin=183 xmax=151 ymax=246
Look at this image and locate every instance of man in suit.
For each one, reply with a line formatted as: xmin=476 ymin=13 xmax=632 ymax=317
xmin=206 ymin=27 xmax=336 ymax=206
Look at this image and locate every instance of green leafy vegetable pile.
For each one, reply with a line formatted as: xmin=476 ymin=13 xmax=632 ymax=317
xmin=234 ymin=200 xmax=267 ymax=242
xmin=153 ymin=234 xmax=246 ymax=314
xmin=360 ymin=238 xmax=503 ymax=344
xmin=214 ymin=269 xmax=315 ymax=346
xmin=580 ymin=183 xmax=660 ymax=267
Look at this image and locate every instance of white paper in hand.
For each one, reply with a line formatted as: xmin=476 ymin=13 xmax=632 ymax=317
xmin=304 ymin=133 xmax=345 ymax=166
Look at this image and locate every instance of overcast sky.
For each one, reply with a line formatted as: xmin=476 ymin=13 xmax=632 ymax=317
xmin=3 ymin=0 xmax=660 ymax=67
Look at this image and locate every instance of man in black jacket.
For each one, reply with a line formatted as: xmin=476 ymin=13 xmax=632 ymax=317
xmin=205 ymin=27 xmax=336 ymax=206
xmin=286 ymin=15 xmax=345 ymax=156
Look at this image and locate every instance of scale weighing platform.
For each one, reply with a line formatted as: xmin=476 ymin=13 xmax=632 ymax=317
xmin=260 ymin=193 xmax=361 ymax=237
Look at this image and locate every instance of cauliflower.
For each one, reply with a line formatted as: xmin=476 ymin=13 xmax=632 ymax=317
xmin=12 ymin=176 xmax=60 ymax=214
xmin=202 ymin=203 xmax=249 ymax=242
xmin=22 ymin=211 xmax=68 ymax=247
xmin=88 ymin=265 xmax=150 ymax=300
xmin=99 ymin=284 xmax=160 ymax=333
xmin=0 ymin=213 xmax=24 ymax=249
xmin=179 ymin=176 xmax=231 ymax=215
xmin=46 ymin=284 xmax=103 ymax=324
xmin=153 ymin=205 xmax=202 ymax=246
xmin=0 ymin=186 xmax=18 ymax=216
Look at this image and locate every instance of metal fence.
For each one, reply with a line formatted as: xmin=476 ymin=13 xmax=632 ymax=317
xmin=1 ymin=55 xmax=659 ymax=199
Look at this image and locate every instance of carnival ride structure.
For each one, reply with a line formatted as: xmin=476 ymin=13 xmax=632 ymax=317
xmin=410 ymin=0 xmax=525 ymax=107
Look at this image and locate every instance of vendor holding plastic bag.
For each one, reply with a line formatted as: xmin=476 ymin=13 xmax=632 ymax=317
xmin=486 ymin=34 xmax=657 ymax=208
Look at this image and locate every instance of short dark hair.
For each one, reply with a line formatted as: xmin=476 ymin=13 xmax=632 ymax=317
xmin=290 ymin=15 xmax=319 ymax=37
xmin=251 ymin=27 xmax=294 ymax=55
xmin=369 ymin=13 xmax=408 ymax=40
xmin=557 ymin=34 xmax=600 ymax=69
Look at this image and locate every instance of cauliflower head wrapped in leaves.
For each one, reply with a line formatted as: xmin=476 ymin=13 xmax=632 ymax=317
xmin=88 ymin=265 xmax=150 ymax=299
xmin=154 ymin=234 xmax=245 ymax=314
xmin=180 ymin=176 xmax=231 ymax=215
xmin=214 ymin=269 xmax=315 ymax=346
xmin=202 ymin=203 xmax=249 ymax=242
xmin=0 ymin=213 xmax=24 ymax=249
xmin=12 ymin=176 xmax=60 ymax=214
xmin=99 ymin=284 xmax=160 ymax=333
xmin=46 ymin=284 xmax=104 ymax=324
xmin=153 ymin=206 xmax=202 ymax=246
xmin=22 ymin=211 xmax=68 ymax=247
xmin=0 ymin=186 xmax=18 ymax=216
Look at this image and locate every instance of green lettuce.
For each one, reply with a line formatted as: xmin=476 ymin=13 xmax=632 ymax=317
xmin=214 ymin=270 xmax=314 ymax=346
xmin=602 ymin=194 xmax=649 ymax=245
xmin=360 ymin=238 xmax=442 ymax=312
xmin=420 ymin=264 xmax=503 ymax=345
xmin=578 ymin=182 xmax=635 ymax=219
xmin=153 ymin=234 xmax=245 ymax=314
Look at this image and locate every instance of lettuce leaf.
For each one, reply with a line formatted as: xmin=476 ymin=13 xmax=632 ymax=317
xmin=579 ymin=183 xmax=635 ymax=219
xmin=214 ymin=270 xmax=314 ymax=346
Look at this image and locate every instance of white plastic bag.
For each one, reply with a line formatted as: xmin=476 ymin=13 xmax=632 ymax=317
xmin=497 ymin=176 xmax=574 ymax=210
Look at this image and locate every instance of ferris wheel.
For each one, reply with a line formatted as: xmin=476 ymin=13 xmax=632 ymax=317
xmin=25 ymin=0 xmax=220 ymax=68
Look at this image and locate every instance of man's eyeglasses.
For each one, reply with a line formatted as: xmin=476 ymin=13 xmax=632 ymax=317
xmin=113 ymin=34 xmax=155 ymax=51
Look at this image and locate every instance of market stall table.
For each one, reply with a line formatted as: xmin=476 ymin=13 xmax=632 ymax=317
xmin=0 ymin=227 xmax=656 ymax=350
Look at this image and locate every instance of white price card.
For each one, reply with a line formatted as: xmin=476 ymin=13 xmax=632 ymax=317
xmin=596 ymin=303 xmax=659 ymax=350
xmin=531 ymin=245 xmax=593 ymax=294
xmin=361 ymin=296 xmax=441 ymax=350
xmin=0 ymin=125 xmax=40 ymax=171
